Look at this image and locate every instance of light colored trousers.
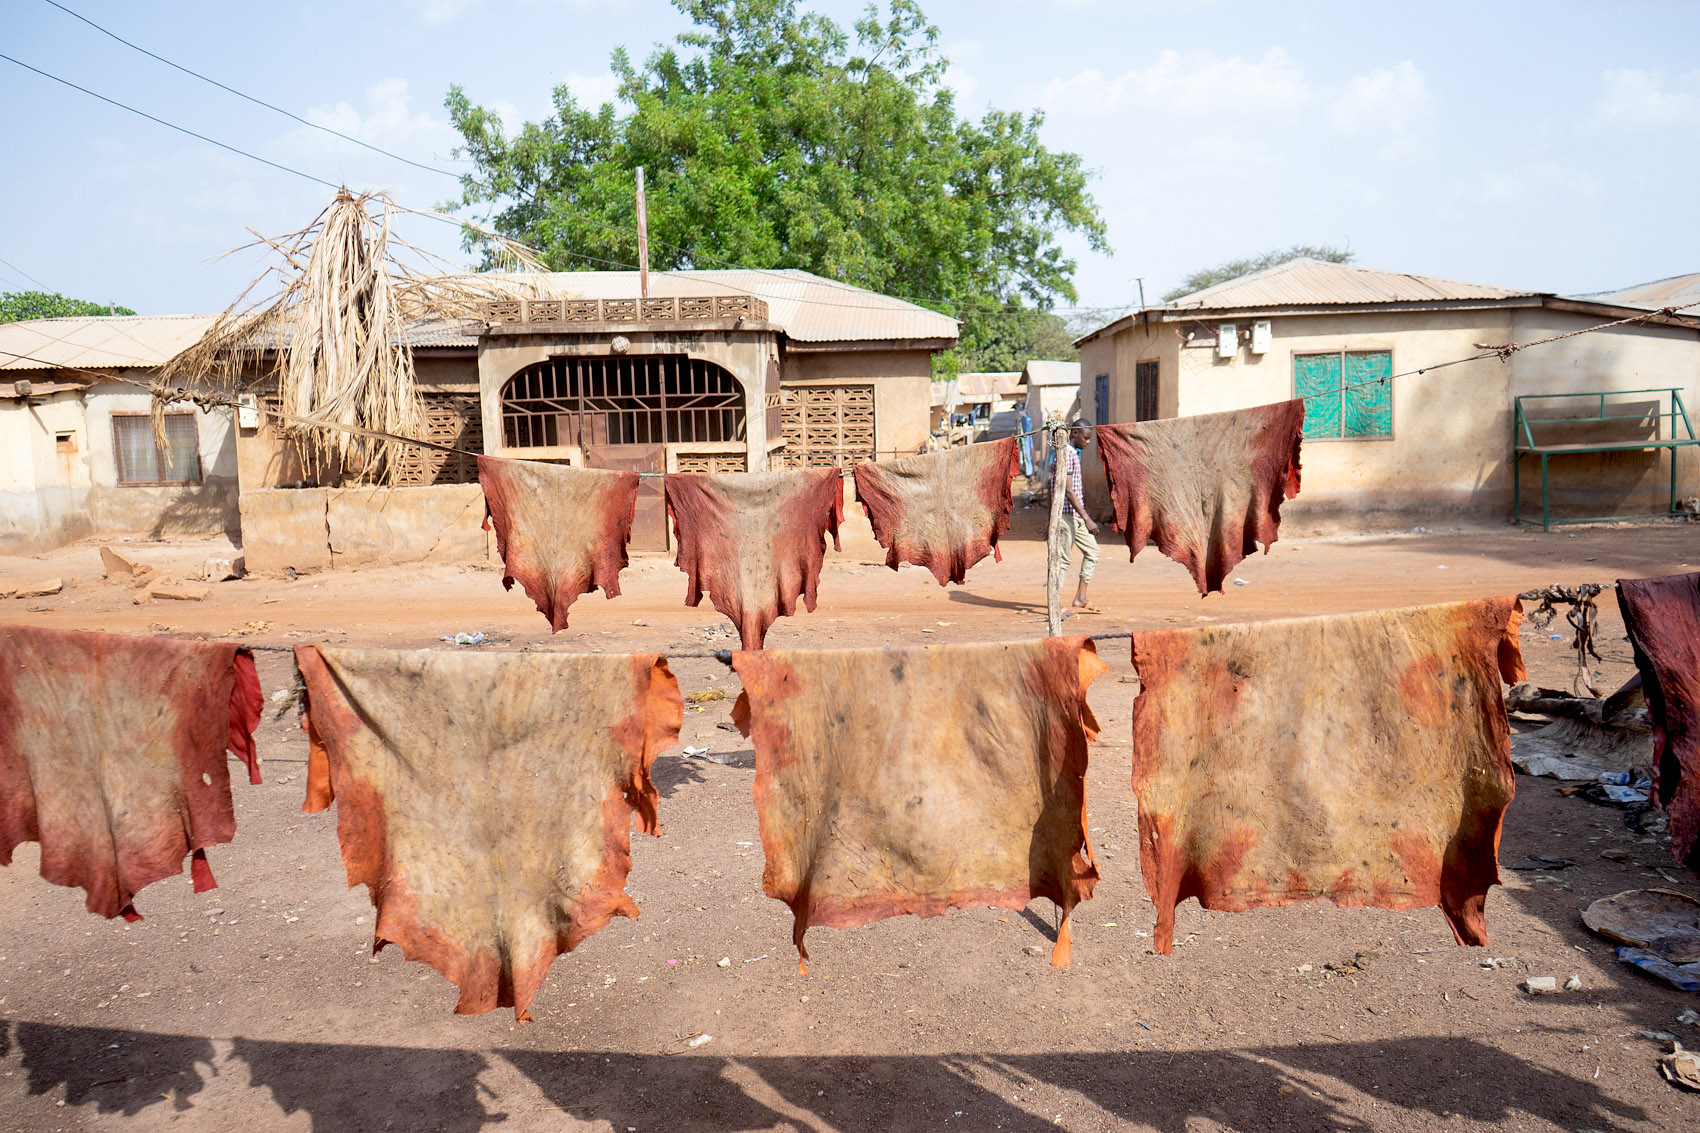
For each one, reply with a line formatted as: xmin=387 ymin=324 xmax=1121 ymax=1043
xmin=1066 ymin=512 xmax=1100 ymax=583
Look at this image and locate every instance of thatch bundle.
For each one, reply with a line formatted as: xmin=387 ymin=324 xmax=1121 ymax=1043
xmin=163 ymin=189 xmax=545 ymax=483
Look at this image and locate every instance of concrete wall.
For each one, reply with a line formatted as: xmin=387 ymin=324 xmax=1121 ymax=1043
xmin=239 ymin=484 xmax=492 ymax=575
xmin=1084 ymin=303 xmax=1700 ymax=528
xmin=785 ymin=347 xmax=934 ymax=456
xmin=0 ymin=378 xmax=238 ymax=552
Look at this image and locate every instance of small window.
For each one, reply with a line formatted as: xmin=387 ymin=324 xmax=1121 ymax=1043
xmin=1094 ymin=375 xmax=1110 ymax=427
xmin=112 ymin=414 xmax=202 ymax=484
xmin=1294 ymin=351 xmax=1392 ymax=439
xmin=1134 ymin=360 xmax=1159 ymax=422
xmin=55 ymin=432 xmax=76 ymax=455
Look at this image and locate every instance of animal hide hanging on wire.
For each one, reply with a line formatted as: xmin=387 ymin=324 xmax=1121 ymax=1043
xmin=478 ymin=455 xmax=640 ymax=632
xmin=665 ymin=468 xmax=844 ymax=650
xmin=852 ymin=437 xmax=1021 ymax=585
xmin=0 ymin=626 xmax=262 ymax=920
xmin=1095 ymin=400 xmax=1305 ymax=595
xmin=1129 ymin=596 xmax=1525 ymax=952
xmin=295 ymin=646 xmax=682 ymax=1021
xmin=1617 ymin=572 xmax=1700 ymax=870
xmin=733 ymin=637 xmax=1106 ymax=972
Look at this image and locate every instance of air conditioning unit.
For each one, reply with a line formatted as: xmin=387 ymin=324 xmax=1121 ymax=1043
xmin=1217 ymin=323 xmax=1237 ymax=359
xmin=1250 ymin=320 xmax=1272 ymax=355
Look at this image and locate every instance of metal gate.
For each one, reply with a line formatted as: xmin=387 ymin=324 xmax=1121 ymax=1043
xmin=501 ymin=355 xmax=748 ymax=551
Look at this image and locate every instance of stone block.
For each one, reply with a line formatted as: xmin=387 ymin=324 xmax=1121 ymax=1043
xmin=239 ymin=488 xmax=331 ymax=575
xmin=327 ymin=485 xmax=488 ymax=568
xmin=100 ymin=545 xmax=157 ymax=586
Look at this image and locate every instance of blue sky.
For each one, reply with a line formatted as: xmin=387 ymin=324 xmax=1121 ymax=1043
xmin=2 ymin=0 xmax=1696 ymax=320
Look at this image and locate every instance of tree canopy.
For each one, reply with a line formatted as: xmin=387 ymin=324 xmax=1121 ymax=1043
xmin=444 ymin=0 xmax=1107 ymax=374
xmin=1161 ymin=244 xmax=1354 ymax=303
xmin=0 ymin=291 xmax=135 ymax=323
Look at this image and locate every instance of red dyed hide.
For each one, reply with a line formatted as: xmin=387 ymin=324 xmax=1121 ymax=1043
xmin=1617 ymin=572 xmax=1700 ymax=869
xmin=0 ymin=626 xmax=262 ymax=920
xmin=853 ymin=438 xmax=1020 ymax=584
xmin=478 ymin=455 xmax=639 ymax=632
xmin=733 ymin=638 xmax=1105 ymax=970
xmin=665 ymin=468 xmax=844 ymax=649
xmin=295 ymin=646 xmax=681 ymax=1021
xmin=1129 ymin=597 xmax=1524 ymax=952
xmin=1095 ymin=400 xmax=1304 ymax=595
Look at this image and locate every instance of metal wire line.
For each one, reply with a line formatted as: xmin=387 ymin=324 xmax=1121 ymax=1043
xmin=38 ymin=0 xmax=471 ymax=179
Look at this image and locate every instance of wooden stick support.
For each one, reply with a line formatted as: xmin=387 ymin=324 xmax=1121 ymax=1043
xmin=1045 ymin=421 xmax=1069 ymax=637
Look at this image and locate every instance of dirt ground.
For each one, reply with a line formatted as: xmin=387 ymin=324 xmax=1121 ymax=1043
xmin=2 ymin=513 xmax=1699 ymax=1132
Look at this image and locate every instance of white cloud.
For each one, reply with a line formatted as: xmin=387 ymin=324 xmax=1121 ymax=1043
xmin=1591 ymin=68 xmax=1700 ymax=130
xmin=1472 ymin=161 xmax=1602 ymax=205
xmin=1041 ymin=48 xmax=1309 ymax=120
xmin=562 ymin=71 xmax=621 ymax=109
xmin=1329 ymin=61 xmax=1429 ymax=134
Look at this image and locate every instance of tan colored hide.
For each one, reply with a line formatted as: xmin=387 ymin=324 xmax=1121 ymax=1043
xmin=734 ymin=638 xmax=1105 ymax=971
xmin=478 ymin=455 xmax=639 ymax=632
xmin=1130 ymin=597 xmax=1524 ymax=952
xmin=1096 ymin=400 xmax=1304 ymax=595
xmin=1617 ymin=572 xmax=1700 ymax=869
xmin=295 ymin=646 xmax=682 ymax=1021
xmin=665 ymin=468 xmax=844 ymax=649
xmin=853 ymin=437 xmax=1020 ymax=585
xmin=0 ymin=626 xmax=262 ymax=920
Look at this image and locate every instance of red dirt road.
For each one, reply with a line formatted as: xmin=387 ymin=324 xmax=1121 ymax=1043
xmin=2 ymin=517 xmax=1699 ymax=1131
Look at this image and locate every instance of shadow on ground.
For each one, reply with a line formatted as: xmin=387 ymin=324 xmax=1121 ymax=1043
xmin=7 ymin=1022 xmax=1647 ymax=1132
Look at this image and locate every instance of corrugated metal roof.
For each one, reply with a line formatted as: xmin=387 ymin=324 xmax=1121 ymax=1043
xmin=0 ymin=314 xmax=215 ymax=371
xmin=1023 ymin=359 xmax=1081 ymax=386
xmin=486 ymin=268 xmax=960 ymax=344
xmin=1587 ymin=273 xmax=1700 ymax=312
xmin=1163 ymin=258 xmax=1538 ymax=310
xmin=954 ymin=371 xmax=1022 ymax=399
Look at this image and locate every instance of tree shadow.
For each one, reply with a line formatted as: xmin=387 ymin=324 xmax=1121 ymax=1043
xmin=13 ymin=1021 xmax=215 ymax=1116
xmin=6 ymin=1023 xmax=1649 ymax=1132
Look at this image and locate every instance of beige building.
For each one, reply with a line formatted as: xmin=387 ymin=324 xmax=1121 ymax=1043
xmin=1 ymin=315 xmax=235 ymax=553
xmin=1075 ymin=259 xmax=1700 ymax=528
xmin=3 ymin=269 xmax=957 ymax=563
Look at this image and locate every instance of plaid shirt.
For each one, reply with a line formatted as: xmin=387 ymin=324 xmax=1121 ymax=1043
xmin=1062 ymin=445 xmax=1084 ymax=516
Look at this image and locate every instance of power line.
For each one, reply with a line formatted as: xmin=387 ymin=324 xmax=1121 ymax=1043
xmin=0 ymin=254 xmax=51 ymax=291
xmin=39 ymin=0 xmax=467 ymax=181
xmin=0 ymin=51 xmax=343 ymax=192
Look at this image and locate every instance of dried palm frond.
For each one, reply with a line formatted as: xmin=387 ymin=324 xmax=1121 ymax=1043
xmin=160 ymin=189 xmax=550 ymax=484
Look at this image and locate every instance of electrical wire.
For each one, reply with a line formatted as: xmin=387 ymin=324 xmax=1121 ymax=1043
xmin=39 ymin=0 xmax=469 ymax=180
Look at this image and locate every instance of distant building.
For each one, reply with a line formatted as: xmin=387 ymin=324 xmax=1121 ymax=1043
xmin=1074 ymin=259 xmax=1700 ymax=528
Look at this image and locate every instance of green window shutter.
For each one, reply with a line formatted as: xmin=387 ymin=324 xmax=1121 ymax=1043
xmin=1294 ymin=353 xmax=1343 ymax=438
xmin=1343 ymin=351 xmax=1392 ymax=437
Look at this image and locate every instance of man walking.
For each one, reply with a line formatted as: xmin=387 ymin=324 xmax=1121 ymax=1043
xmin=1061 ymin=420 xmax=1100 ymax=613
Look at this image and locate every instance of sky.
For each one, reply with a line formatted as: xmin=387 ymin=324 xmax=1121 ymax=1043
xmin=1 ymin=0 xmax=1697 ymax=323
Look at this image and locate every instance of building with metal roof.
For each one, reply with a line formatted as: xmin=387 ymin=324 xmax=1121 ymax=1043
xmin=1584 ymin=272 xmax=1700 ymax=314
xmin=1073 ymin=258 xmax=1700 ymax=530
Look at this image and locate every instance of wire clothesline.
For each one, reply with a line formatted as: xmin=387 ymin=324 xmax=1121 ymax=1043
xmin=7 ymin=298 xmax=1698 ymax=482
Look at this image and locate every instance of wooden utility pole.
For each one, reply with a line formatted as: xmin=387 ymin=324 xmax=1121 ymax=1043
xmin=1045 ymin=419 xmax=1069 ymax=637
xmin=635 ymin=166 xmax=650 ymax=299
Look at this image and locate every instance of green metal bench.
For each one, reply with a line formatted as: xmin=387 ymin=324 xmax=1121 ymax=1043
xmin=1513 ymin=388 xmax=1699 ymax=530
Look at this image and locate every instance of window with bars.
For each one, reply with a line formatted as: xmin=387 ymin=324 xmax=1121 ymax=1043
xmin=112 ymin=413 xmax=202 ymax=485
xmin=1134 ymin=360 xmax=1160 ymax=422
xmin=1294 ymin=351 xmax=1393 ymax=439
xmin=501 ymin=355 xmax=745 ymax=450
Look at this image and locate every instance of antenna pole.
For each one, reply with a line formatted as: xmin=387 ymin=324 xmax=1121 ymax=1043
xmin=636 ymin=166 xmax=650 ymax=300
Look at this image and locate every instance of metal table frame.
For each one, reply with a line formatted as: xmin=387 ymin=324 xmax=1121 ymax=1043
xmin=1513 ymin=388 xmax=1698 ymax=530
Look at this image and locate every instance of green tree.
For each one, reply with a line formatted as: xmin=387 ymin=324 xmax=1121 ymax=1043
xmin=952 ymin=304 xmax=1076 ymax=373
xmin=1161 ymin=244 xmax=1354 ymax=303
xmin=0 ymin=291 xmax=136 ymax=323
xmin=444 ymin=0 xmax=1107 ymax=375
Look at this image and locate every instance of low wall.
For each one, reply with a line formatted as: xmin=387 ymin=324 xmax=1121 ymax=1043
xmin=0 ymin=481 xmax=238 ymax=555
xmin=238 ymin=485 xmax=494 ymax=575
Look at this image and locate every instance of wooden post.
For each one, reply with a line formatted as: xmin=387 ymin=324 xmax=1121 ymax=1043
xmin=635 ymin=166 xmax=650 ymax=300
xmin=1045 ymin=420 xmax=1069 ymax=637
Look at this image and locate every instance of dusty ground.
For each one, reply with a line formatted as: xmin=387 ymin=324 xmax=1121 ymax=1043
xmin=2 ymin=512 xmax=1699 ymax=1132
